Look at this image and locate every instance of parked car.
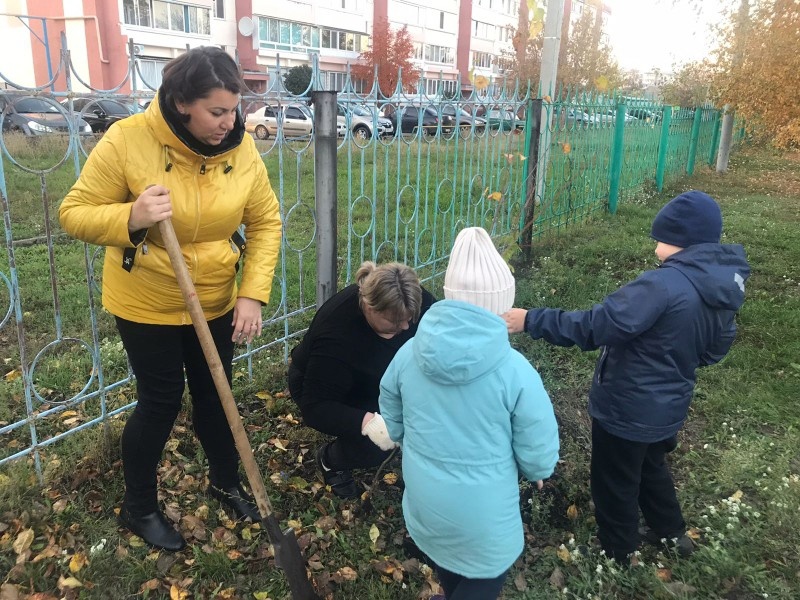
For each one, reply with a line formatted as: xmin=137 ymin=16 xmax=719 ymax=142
xmin=61 ymin=98 xmax=134 ymax=132
xmin=244 ymin=103 xmax=313 ymax=140
xmin=485 ymin=108 xmax=522 ymax=132
xmin=0 ymin=96 xmax=92 ymax=136
xmin=440 ymin=105 xmax=486 ymax=138
xmin=627 ymin=107 xmax=660 ymax=123
xmin=386 ymin=105 xmax=455 ymax=137
xmin=344 ymin=104 xmax=394 ymax=138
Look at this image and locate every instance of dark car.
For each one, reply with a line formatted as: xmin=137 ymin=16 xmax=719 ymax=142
xmin=387 ymin=105 xmax=455 ymax=138
xmin=0 ymin=96 xmax=92 ymax=136
xmin=61 ymin=98 xmax=134 ymax=132
xmin=441 ymin=105 xmax=486 ymax=138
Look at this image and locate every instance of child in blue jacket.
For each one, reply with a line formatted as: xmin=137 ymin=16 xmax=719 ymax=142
xmin=504 ymin=190 xmax=750 ymax=563
xmin=380 ymin=227 xmax=559 ymax=600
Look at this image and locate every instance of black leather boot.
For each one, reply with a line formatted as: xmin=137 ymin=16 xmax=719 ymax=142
xmin=118 ymin=505 xmax=186 ymax=551
xmin=209 ymin=484 xmax=261 ymax=522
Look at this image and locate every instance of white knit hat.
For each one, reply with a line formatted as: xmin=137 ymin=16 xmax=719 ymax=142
xmin=443 ymin=227 xmax=515 ymax=315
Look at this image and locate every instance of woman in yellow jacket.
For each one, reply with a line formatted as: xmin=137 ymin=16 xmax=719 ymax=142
xmin=59 ymin=47 xmax=282 ymax=551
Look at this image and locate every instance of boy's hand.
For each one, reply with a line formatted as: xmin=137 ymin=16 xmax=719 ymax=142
xmin=502 ymin=308 xmax=528 ymax=334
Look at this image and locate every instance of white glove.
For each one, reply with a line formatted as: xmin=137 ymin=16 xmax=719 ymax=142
xmin=361 ymin=413 xmax=397 ymax=451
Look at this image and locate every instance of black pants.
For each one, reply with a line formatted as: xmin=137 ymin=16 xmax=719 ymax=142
xmin=287 ymin=364 xmax=390 ymax=471
xmin=117 ymin=312 xmax=240 ymax=516
xmin=591 ymin=419 xmax=686 ymax=560
xmin=434 ymin=563 xmax=507 ymax=600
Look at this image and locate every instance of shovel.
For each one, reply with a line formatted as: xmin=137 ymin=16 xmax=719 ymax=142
xmin=158 ymin=218 xmax=321 ymax=600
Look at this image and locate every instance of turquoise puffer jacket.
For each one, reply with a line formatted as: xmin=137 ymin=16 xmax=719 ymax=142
xmin=380 ymin=300 xmax=559 ymax=578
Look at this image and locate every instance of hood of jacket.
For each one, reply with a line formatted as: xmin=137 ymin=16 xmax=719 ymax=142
xmin=662 ymin=243 xmax=750 ymax=311
xmin=412 ymin=300 xmax=510 ymax=385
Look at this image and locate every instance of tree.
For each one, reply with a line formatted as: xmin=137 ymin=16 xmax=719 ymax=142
xmin=713 ymin=0 xmax=800 ymax=148
xmin=557 ymin=3 xmax=622 ymax=91
xmin=283 ymin=65 xmax=313 ymax=96
xmin=660 ymin=61 xmax=714 ymax=106
xmin=351 ymin=17 xmax=419 ymax=97
xmin=501 ymin=0 xmax=544 ymax=91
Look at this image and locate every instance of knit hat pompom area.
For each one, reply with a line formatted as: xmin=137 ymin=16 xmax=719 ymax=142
xmin=443 ymin=227 xmax=515 ymax=315
xmin=650 ymin=190 xmax=723 ymax=248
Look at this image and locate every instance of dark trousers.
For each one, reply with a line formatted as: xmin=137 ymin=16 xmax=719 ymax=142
xmin=591 ymin=419 xmax=686 ymax=560
xmin=434 ymin=563 xmax=507 ymax=600
xmin=287 ymin=364 xmax=391 ymax=471
xmin=116 ymin=312 xmax=240 ymax=515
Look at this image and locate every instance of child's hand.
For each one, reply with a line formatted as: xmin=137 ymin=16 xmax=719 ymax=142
xmin=502 ymin=308 xmax=528 ymax=334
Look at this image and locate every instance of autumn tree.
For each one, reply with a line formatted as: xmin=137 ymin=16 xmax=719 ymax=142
xmin=283 ymin=65 xmax=312 ymax=96
xmin=351 ymin=18 xmax=419 ymax=97
xmin=660 ymin=61 xmax=714 ymax=107
xmin=501 ymin=0 xmax=544 ymax=92
xmin=713 ymin=0 xmax=800 ymax=148
xmin=557 ymin=2 xmax=621 ymax=91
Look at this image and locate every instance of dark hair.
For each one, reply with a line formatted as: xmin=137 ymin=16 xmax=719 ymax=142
xmin=160 ymin=46 xmax=244 ymax=121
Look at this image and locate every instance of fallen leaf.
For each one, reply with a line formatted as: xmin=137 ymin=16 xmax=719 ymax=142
xmin=730 ymin=490 xmax=743 ymax=502
xmin=253 ymin=593 xmax=271 ymax=600
xmin=548 ymin=566 xmax=565 ymax=588
xmin=69 ymin=552 xmax=88 ymax=573
xmin=139 ymin=579 xmax=160 ymax=592
xmin=255 ymin=391 xmax=273 ymax=400
xmin=561 ymin=142 xmax=571 ymax=154
xmin=566 ymin=504 xmax=579 ymax=520
xmin=513 ymin=571 xmax=527 ymax=591
xmin=335 ymin=566 xmax=358 ymax=581
xmin=556 ymin=545 xmax=570 ymax=563
xmin=656 ymin=568 xmax=672 ymax=582
xmin=686 ymin=527 xmax=702 ymax=540
xmin=57 ymin=576 xmax=83 ymax=590
xmin=488 ymin=191 xmax=503 ymax=202
xmin=12 ymin=529 xmax=34 ymax=555
xmin=369 ymin=524 xmax=380 ymax=546
xmin=169 ymin=584 xmax=189 ymax=600
xmin=4 ymin=368 xmax=21 ymax=382
xmin=382 ymin=472 xmax=398 ymax=485
xmin=0 ymin=583 xmax=19 ymax=600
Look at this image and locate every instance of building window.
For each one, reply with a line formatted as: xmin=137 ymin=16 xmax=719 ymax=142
xmin=424 ymin=44 xmax=454 ymax=64
xmin=440 ymin=11 xmax=444 ymax=29
xmin=472 ymin=20 xmax=496 ymax=40
xmin=257 ymin=18 xmax=365 ymax=53
xmin=413 ymin=42 xmax=423 ymax=60
xmin=123 ymin=0 xmax=210 ymax=35
xmin=472 ymin=51 xmax=493 ymax=69
xmin=137 ymin=57 xmax=169 ymax=89
xmin=214 ymin=0 xmax=224 ymax=19
xmin=424 ymin=79 xmax=457 ymax=96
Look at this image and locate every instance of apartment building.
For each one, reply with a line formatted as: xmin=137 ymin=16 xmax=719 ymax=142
xmin=1 ymin=1 xmax=610 ymax=96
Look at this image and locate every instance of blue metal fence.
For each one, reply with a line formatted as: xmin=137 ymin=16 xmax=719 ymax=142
xmin=0 ymin=44 xmax=724 ymax=476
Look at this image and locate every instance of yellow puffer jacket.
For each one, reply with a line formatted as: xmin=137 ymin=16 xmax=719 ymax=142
xmin=59 ymin=95 xmax=282 ymax=325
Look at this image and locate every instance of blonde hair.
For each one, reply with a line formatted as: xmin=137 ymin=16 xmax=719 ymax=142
xmin=356 ymin=261 xmax=422 ymax=322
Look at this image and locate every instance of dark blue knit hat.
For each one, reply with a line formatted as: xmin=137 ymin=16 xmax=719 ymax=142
xmin=650 ymin=190 xmax=722 ymax=247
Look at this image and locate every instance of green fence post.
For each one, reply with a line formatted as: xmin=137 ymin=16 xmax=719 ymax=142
xmin=708 ymin=110 xmax=721 ymax=166
xmin=607 ymin=100 xmax=626 ymax=215
xmin=655 ymin=106 xmax=673 ymax=192
xmin=686 ymin=106 xmax=703 ymax=175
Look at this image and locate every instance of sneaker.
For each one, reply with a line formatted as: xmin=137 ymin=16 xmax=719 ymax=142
xmin=316 ymin=443 xmax=358 ymax=499
xmin=640 ymin=526 xmax=695 ymax=557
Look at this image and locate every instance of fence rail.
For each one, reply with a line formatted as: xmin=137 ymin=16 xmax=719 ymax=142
xmin=0 ymin=44 xmax=725 ymax=476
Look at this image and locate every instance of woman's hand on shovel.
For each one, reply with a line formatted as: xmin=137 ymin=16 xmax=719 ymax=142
xmin=232 ymin=297 xmax=262 ymax=344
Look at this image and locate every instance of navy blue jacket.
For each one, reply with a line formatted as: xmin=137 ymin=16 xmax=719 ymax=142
xmin=524 ymin=243 xmax=750 ymax=442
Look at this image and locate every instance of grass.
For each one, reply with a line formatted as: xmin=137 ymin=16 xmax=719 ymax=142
xmin=0 ymin=145 xmax=798 ymax=599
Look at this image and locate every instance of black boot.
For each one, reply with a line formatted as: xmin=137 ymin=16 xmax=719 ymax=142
xmin=316 ymin=443 xmax=359 ymax=499
xmin=209 ymin=484 xmax=261 ymax=522
xmin=118 ymin=505 xmax=186 ymax=551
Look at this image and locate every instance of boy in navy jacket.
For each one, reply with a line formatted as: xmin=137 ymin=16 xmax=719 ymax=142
xmin=504 ymin=190 xmax=750 ymax=563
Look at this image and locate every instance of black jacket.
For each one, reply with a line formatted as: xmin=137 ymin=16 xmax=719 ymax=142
xmin=524 ymin=243 xmax=750 ymax=442
xmin=289 ymin=284 xmax=436 ymax=436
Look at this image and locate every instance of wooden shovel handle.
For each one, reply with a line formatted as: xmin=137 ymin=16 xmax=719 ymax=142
xmin=157 ymin=219 xmax=274 ymax=519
